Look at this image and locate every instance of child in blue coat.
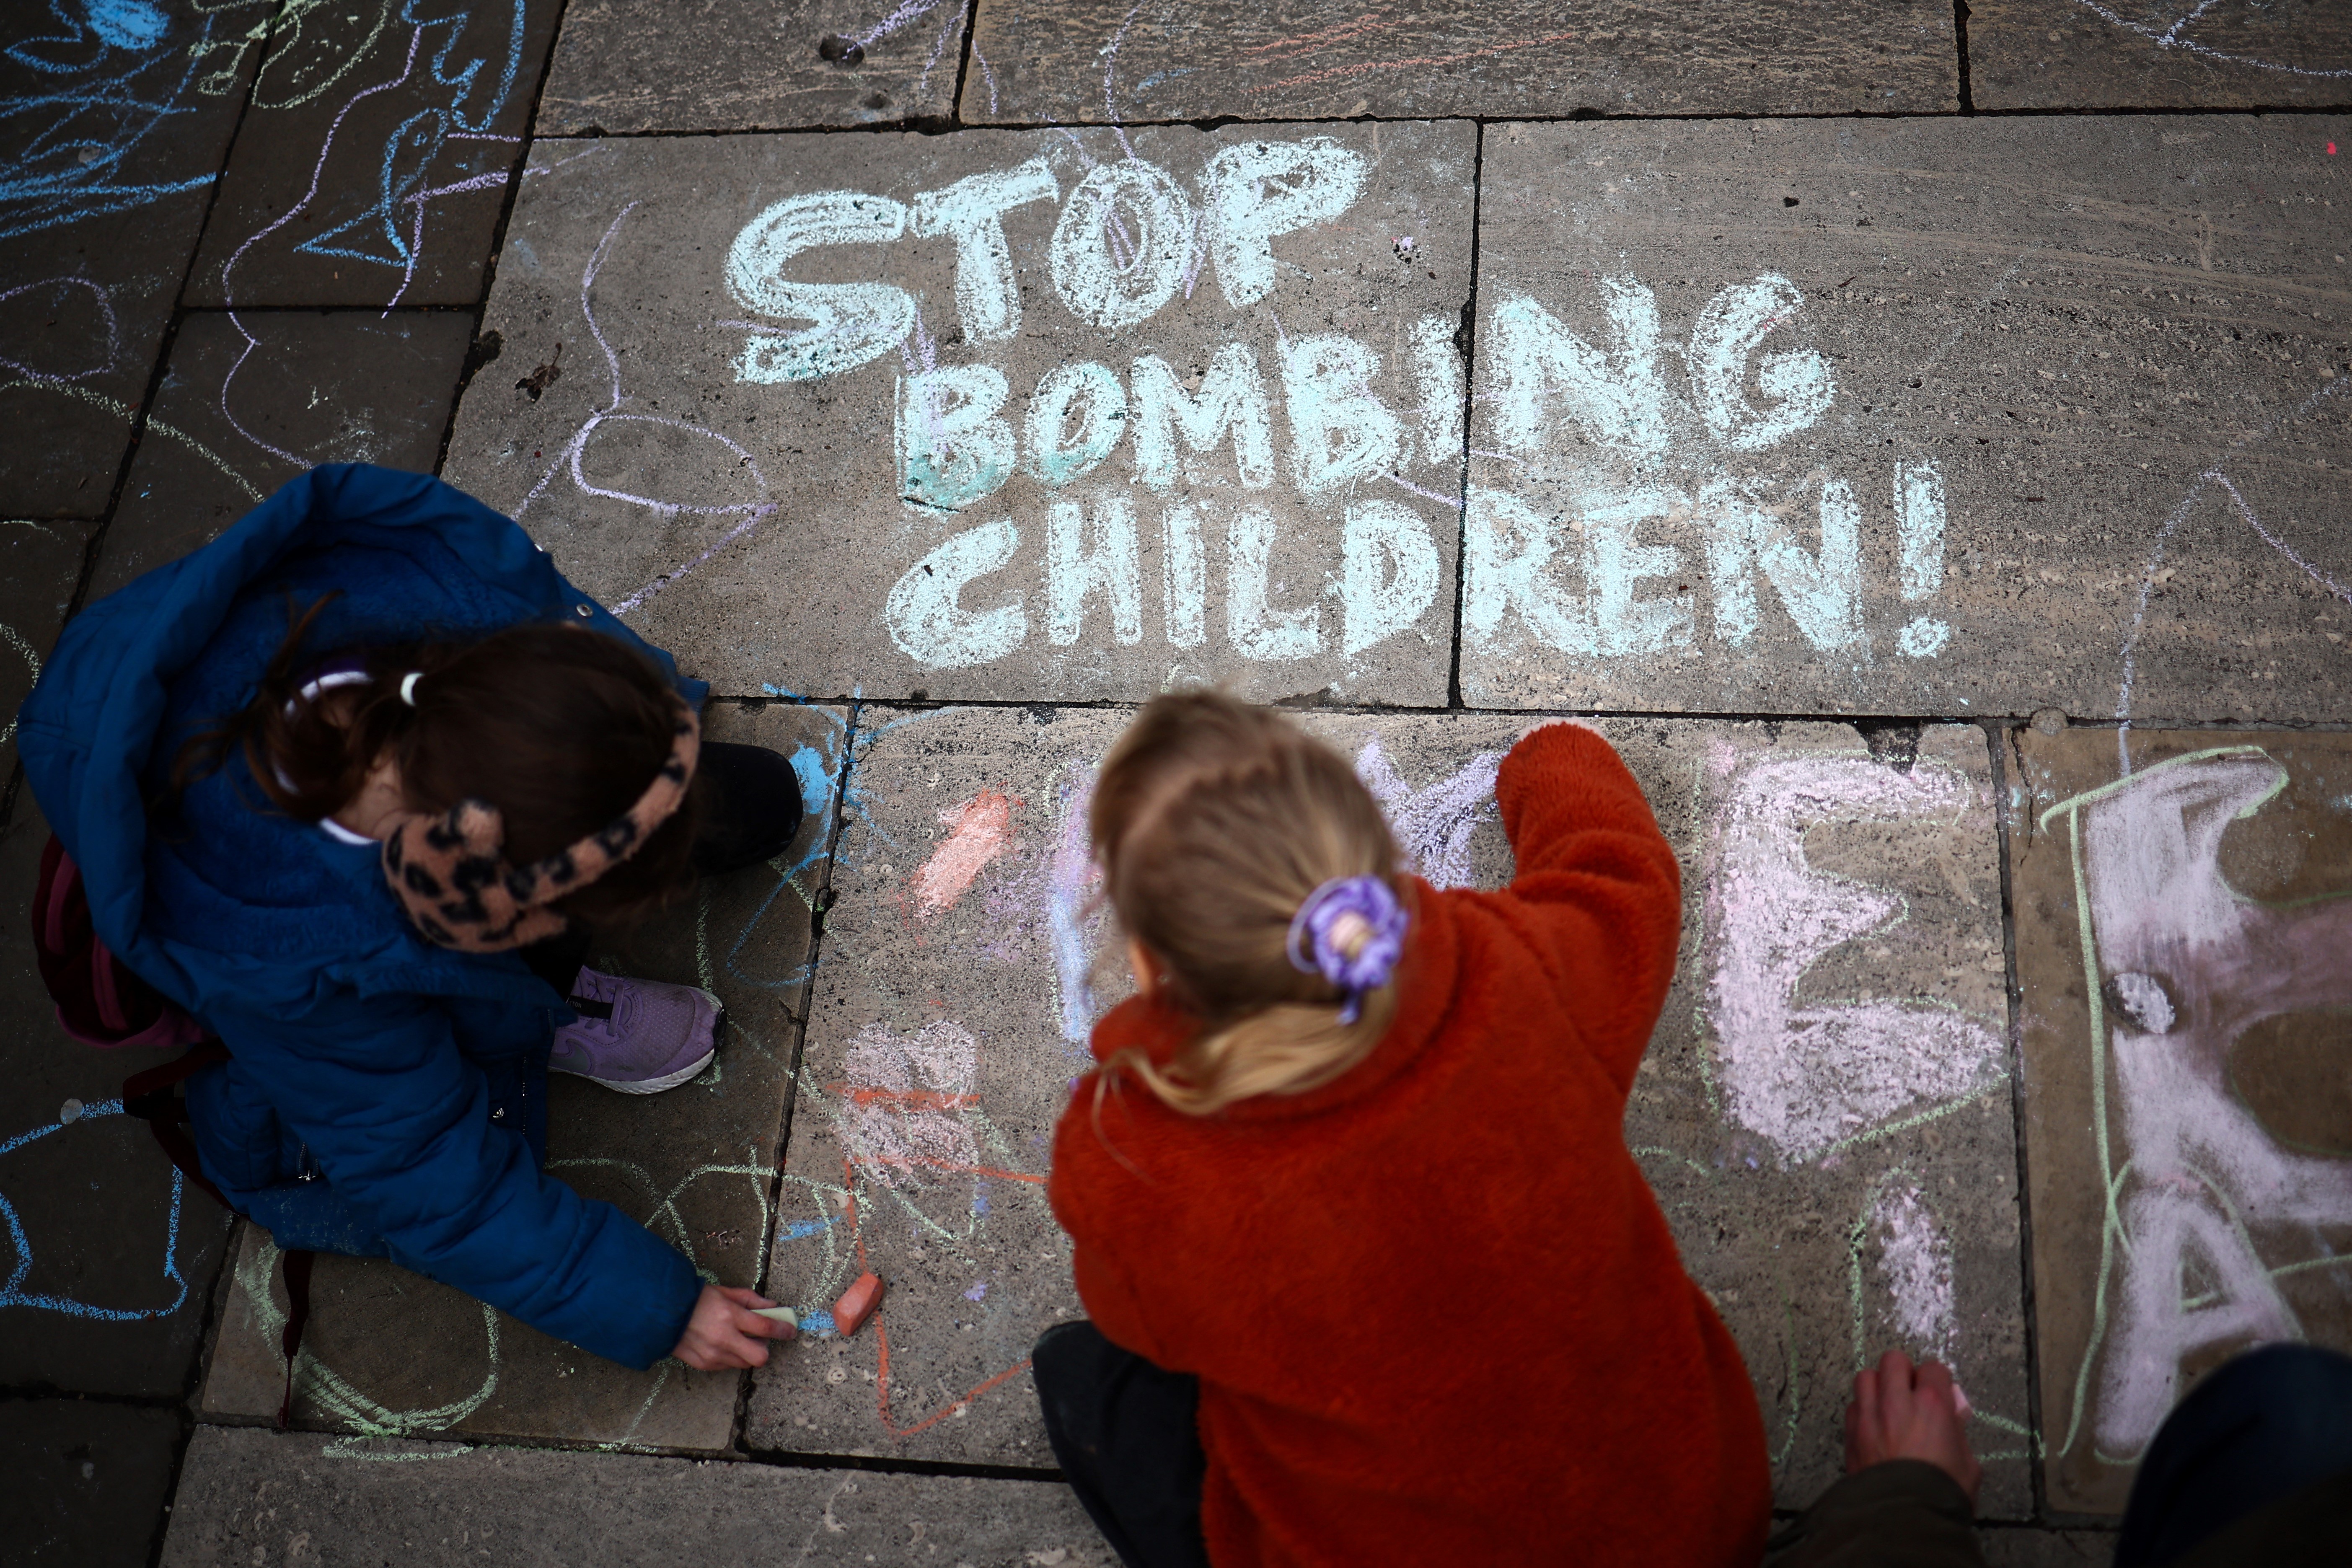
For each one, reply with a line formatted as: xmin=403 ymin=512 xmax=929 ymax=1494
xmin=18 ymin=465 xmax=797 ymax=1372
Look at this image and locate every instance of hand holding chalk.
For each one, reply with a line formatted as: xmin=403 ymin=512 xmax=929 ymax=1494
xmin=671 ymin=1284 xmax=798 ymax=1371
xmin=1842 ymin=1349 xmax=1981 ymax=1508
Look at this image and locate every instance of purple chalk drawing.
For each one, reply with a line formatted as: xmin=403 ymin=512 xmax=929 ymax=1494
xmin=509 ymin=202 xmax=776 ymax=613
xmin=1352 ymin=737 xmax=1503 ymax=890
xmin=1704 ymin=754 xmax=2001 ymax=1167
xmin=1862 ymin=1177 xmax=1956 ymax=1365
xmin=835 ymin=1020 xmax=981 ymax=1189
xmin=2043 ymin=748 xmax=2352 ymax=1459
xmin=1046 ymin=768 xmax=1103 ymax=1044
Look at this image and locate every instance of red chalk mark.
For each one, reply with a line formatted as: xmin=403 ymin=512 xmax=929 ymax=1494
xmin=834 ymin=1270 xmax=885 ymax=1335
xmin=910 ymin=787 xmax=1019 ymax=916
xmin=835 ymin=1157 xmax=1045 ymax=1439
xmin=831 ymin=1082 xmax=981 ymax=1113
xmin=1252 ymin=29 xmax=1579 ymax=93
xmin=2330 ymin=142 xmax=2339 ymax=155
xmin=1240 ymin=12 xmax=1409 ymax=63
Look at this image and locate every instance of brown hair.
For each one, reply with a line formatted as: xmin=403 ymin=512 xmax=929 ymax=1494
xmin=176 ymin=596 xmax=703 ymax=933
xmin=1090 ymin=690 xmax=1408 ymax=1116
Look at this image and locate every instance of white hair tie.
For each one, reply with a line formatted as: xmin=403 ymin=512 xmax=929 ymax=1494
xmin=398 ymin=671 xmax=425 ymax=707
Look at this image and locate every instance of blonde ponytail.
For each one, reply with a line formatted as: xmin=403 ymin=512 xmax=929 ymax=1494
xmin=1090 ymin=692 xmax=1410 ymax=1117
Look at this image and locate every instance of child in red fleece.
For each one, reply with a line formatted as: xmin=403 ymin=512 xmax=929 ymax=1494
xmin=1037 ymin=692 xmax=1770 ymax=1568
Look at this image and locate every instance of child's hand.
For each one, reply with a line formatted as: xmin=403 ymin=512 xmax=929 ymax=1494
xmin=1842 ymin=1349 xmax=1982 ymax=1507
xmin=672 ymin=1283 xmax=797 ymax=1370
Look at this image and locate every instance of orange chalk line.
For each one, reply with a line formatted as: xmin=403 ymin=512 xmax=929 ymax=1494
xmin=1239 ymin=13 xmax=1406 ymax=62
xmin=1254 ymin=30 xmax=1580 ymax=93
xmin=836 ymin=1156 xmax=1045 ymax=1440
xmin=830 ymin=1083 xmax=983 ymax=1111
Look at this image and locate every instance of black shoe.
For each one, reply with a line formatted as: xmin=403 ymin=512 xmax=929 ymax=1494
xmin=691 ymin=742 xmax=806 ymax=876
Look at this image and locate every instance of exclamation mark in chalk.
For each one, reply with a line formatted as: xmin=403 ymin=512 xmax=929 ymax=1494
xmin=1895 ymin=460 xmax=1951 ymax=657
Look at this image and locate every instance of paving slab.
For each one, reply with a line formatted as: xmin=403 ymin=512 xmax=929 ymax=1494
xmin=183 ymin=0 xmax=564 ymax=308
xmin=1 ymin=517 xmax=93 ymax=786
xmin=2008 ymin=724 xmax=2352 ymax=1515
xmin=1977 ymin=1527 xmax=2116 ymax=1568
xmin=440 ymin=122 xmax=1475 ymax=704
xmin=0 ymin=803 xmax=238 ymax=1398
xmin=87 ymin=309 xmax=476 ymax=604
xmin=0 ymin=1396 xmax=183 ymax=1565
xmin=750 ymin=706 xmax=2029 ymax=1515
xmin=1970 ymin=1 xmax=2352 ymax=111
xmin=199 ymin=701 xmax=842 ymax=1451
xmin=1465 ymin=115 xmax=2352 ymax=722
xmin=539 ymin=0 xmax=972 ymax=134
xmin=961 ymin=0 xmax=1957 ymax=124
xmin=161 ymin=1424 xmax=1107 ymax=1567
xmin=745 ymin=704 xmax=1125 ymax=1464
xmin=0 ymin=0 xmax=259 ymax=518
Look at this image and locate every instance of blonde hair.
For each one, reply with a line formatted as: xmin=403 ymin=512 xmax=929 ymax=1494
xmin=1091 ymin=690 xmax=1408 ymax=1116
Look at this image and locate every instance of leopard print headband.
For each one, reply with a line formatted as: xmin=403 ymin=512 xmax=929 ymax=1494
xmin=380 ymin=698 xmax=700 ymax=953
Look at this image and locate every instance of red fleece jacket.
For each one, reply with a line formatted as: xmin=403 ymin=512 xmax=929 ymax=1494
xmin=1049 ymin=723 xmax=1770 ymax=1567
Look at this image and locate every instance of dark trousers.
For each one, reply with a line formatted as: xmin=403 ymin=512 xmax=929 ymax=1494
xmin=1033 ymin=1321 xmax=1211 ymax=1568
xmin=2115 ymin=1343 xmax=2352 ymax=1567
xmin=516 ymin=738 xmax=802 ymax=996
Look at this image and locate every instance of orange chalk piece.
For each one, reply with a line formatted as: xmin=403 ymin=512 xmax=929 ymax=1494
xmin=833 ymin=1271 xmax=885 ymax=1336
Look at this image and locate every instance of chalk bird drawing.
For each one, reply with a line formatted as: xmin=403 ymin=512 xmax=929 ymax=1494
xmin=0 ymin=0 xmax=251 ymax=240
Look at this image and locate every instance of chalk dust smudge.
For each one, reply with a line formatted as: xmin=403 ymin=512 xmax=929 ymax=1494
xmin=911 ymin=787 xmax=1019 ymax=916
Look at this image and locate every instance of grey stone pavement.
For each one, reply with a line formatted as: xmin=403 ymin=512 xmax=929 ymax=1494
xmin=2 ymin=2 xmax=2347 ymax=1563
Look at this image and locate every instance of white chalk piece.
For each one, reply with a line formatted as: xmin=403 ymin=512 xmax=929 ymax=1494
xmin=751 ymin=1306 xmax=798 ymax=1328
xmin=58 ymin=1098 xmax=82 ymax=1124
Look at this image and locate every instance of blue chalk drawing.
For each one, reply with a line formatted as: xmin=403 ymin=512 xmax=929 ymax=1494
xmin=0 ymin=0 xmax=232 ymax=241
xmin=84 ymin=0 xmax=168 ymax=52
xmin=780 ymin=1215 xmax=843 ymax=1242
xmin=0 ymin=1098 xmax=196 ymax=1321
xmin=711 ymin=699 xmax=866 ymax=993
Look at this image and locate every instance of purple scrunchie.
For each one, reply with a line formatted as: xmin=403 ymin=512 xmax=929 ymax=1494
xmin=1285 ymin=875 xmax=1408 ymax=1024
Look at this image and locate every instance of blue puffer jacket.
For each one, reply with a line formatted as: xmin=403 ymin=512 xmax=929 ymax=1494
xmin=18 ymin=465 xmax=706 ymax=1369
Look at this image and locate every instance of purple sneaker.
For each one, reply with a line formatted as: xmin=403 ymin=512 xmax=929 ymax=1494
xmin=549 ymin=968 xmax=721 ymax=1094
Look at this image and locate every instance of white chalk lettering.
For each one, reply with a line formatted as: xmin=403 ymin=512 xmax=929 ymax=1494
xmin=1024 ymin=362 xmax=1127 ymax=489
xmin=727 ymin=191 xmax=916 ymax=383
xmin=1584 ymin=485 xmax=1694 ymax=657
xmin=910 ymin=158 xmax=1059 ymax=345
xmin=1226 ymin=507 xmax=1320 ymax=660
xmin=1488 ymin=283 xmax=1669 ymax=457
xmin=1703 ymin=475 xmax=1862 ymax=653
xmin=1049 ymin=160 xmax=1193 ymax=330
xmin=1408 ymin=313 xmax=1464 ymax=468
xmin=1340 ymin=499 xmax=1439 ymax=656
xmin=1129 ymin=346 xmax=1275 ymax=491
xmin=1282 ymin=334 xmax=1403 ymax=498
xmin=886 ymin=517 xmax=1027 ymax=667
xmin=1046 ymin=491 xmax=1143 ymax=646
xmin=1201 ymin=137 xmax=1367 ymax=308
xmin=1896 ymin=461 xmax=1951 ymax=657
xmin=897 ymin=366 xmax=1014 ymax=511
xmin=1162 ymin=502 xmax=1206 ymax=648
xmin=1463 ymin=487 xmax=1597 ymax=655
xmin=1689 ymin=273 xmax=1834 ymax=451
